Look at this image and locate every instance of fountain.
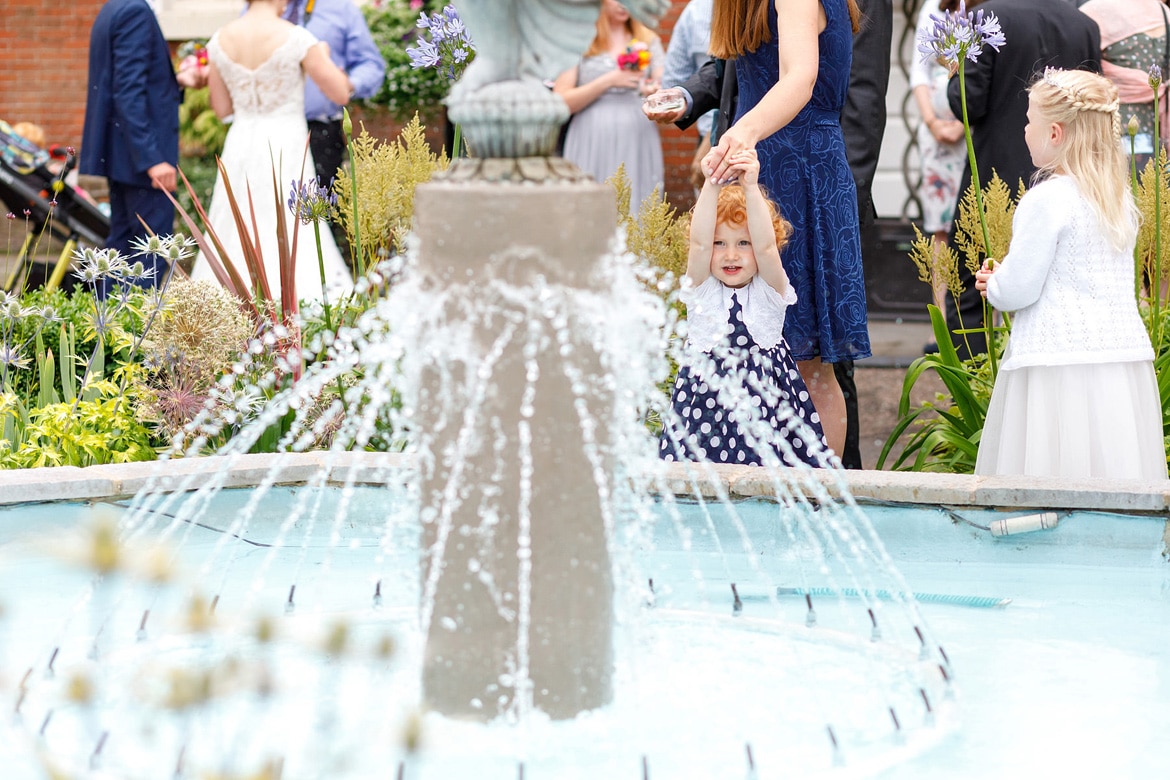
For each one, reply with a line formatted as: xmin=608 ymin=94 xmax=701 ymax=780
xmin=0 ymin=0 xmax=962 ymax=775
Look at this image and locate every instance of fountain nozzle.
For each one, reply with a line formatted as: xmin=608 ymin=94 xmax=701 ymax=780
xmin=731 ymin=584 xmax=743 ymax=616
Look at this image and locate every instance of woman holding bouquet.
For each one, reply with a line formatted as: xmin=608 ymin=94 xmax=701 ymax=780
xmin=553 ymin=0 xmax=666 ymax=209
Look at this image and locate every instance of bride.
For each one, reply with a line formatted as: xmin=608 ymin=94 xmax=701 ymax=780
xmin=192 ymin=0 xmax=353 ymax=305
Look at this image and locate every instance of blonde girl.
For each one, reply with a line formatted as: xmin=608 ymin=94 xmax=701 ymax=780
xmin=974 ymin=69 xmax=1166 ymax=479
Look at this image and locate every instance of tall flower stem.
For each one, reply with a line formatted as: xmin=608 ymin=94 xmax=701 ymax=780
xmin=343 ymin=109 xmax=366 ymax=281
xmin=1129 ymin=125 xmax=1140 ymax=300
xmin=313 ymin=221 xmax=334 ymax=333
xmin=452 ymin=122 xmax=463 ymax=159
xmin=958 ymin=60 xmax=997 ymax=376
xmin=1152 ymin=90 xmax=1163 ymax=355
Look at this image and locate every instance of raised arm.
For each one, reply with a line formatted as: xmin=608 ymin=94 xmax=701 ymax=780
xmin=685 ymin=176 xmax=720 ymax=288
xmin=734 ymin=151 xmax=788 ymax=296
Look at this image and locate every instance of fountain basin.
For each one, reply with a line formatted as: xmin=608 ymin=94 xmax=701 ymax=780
xmin=0 ymin=457 xmax=1167 ymax=778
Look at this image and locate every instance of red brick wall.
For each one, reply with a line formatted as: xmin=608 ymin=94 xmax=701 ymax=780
xmin=0 ymin=0 xmax=103 ymax=152
xmin=1 ymin=0 xmax=697 ymax=211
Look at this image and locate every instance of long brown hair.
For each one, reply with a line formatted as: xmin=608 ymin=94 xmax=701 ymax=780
xmin=584 ymin=6 xmax=659 ymax=57
xmin=709 ymin=0 xmax=861 ymax=59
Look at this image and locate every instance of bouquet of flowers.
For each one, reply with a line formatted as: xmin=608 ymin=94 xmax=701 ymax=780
xmin=176 ymin=39 xmax=209 ymax=77
xmin=617 ymin=40 xmax=651 ymax=71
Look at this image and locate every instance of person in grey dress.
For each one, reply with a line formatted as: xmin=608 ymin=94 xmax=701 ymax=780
xmin=553 ymin=0 xmax=666 ymax=209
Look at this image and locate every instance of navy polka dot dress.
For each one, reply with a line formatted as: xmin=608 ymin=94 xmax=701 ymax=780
xmin=659 ymin=292 xmax=827 ymax=467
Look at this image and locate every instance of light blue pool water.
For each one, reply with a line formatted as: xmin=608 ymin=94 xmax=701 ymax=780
xmin=0 ymin=489 xmax=1167 ymax=778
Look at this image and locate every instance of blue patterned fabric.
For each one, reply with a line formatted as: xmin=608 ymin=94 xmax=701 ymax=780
xmin=659 ymin=293 xmax=826 ymax=466
xmin=733 ymin=0 xmax=871 ymax=362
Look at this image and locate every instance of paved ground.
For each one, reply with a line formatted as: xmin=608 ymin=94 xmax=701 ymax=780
xmin=855 ymin=318 xmax=945 ymax=469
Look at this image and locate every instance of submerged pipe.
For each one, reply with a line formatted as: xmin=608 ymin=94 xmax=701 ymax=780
xmin=373 ymin=580 xmax=383 ymax=609
xmin=989 ymin=511 xmax=1060 ymax=537
xmin=731 ymin=584 xmax=743 ymax=616
xmin=285 ymin=585 xmax=296 ymax=614
xmin=805 ymin=593 xmax=817 ymax=627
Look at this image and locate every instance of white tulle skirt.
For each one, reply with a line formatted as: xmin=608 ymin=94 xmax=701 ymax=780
xmin=975 ymin=361 xmax=1168 ymax=480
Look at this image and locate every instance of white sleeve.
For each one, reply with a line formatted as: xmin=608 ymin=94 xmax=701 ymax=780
xmin=985 ymin=185 xmax=1063 ymax=313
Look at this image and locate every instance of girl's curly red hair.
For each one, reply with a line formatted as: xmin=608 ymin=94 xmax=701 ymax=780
xmin=713 ymin=183 xmax=792 ymax=253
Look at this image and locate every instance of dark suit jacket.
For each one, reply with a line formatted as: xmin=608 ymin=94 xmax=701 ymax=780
xmin=945 ymin=0 xmax=1101 ymax=195
xmin=676 ymin=58 xmax=737 ymax=143
xmin=80 ymin=0 xmax=182 ymax=188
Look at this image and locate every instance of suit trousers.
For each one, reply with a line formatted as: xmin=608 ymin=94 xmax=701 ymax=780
xmin=99 ymin=181 xmax=174 ymax=297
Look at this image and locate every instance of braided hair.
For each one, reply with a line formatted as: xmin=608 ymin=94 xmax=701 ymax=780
xmin=1028 ymin=68 xmax=1137 ymax=251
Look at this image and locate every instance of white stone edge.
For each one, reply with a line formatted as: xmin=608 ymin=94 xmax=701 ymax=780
xmin=1 ymin=454 xmax=1168 ymax=514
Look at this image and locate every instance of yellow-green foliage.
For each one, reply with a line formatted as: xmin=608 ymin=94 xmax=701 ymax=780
xmin=608 ymin=165 xmax=689 ymax=297
xmin=953 ymin=171 xmax=1022 ymax=274
xmin=334 ymin=115 xmax=449 ymax=261
xmin=906 ymin=223 xmax=963 ymax=296
xmin=1135 ymin=150 xmax=1170 ymax=287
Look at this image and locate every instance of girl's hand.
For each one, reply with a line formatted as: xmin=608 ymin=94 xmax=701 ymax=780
xmin=973 ymin=258 xmax=996 ymax=297
xmin=703 ymin=124 xmax=758 ymax=184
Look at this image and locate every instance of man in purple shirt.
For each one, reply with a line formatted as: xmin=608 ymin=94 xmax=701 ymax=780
xmin=284 ymin=0 xmax=386 ymax=189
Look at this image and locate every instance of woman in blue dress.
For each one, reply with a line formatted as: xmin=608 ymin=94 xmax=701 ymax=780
xmin=702 ymin=0 xmax=870 ymax=458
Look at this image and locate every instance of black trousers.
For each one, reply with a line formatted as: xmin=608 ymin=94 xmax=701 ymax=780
xmin=308 ymin=118 xmax=346 ymax=188
xmin=834 ymin=359 xmax=861 ymax=469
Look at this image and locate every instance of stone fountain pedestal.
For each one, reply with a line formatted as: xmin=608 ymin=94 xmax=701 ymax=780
xmin=413 ymin=157 xmax=618 ymax=720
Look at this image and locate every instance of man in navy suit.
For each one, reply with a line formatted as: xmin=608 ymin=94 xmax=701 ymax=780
xmin=80 ymin=0 xmax=205 ymax=286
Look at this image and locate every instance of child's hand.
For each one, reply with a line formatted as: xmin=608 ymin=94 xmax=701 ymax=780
xmin=723 ymin=148 xmax=759 ymax=186
xmin=973 ymin=258 xmax=996 ymax=297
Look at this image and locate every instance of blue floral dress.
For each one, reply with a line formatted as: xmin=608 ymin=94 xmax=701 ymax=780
xmin=734 ymin=0 xmax=870 ymax=362
xmin=659 ymin=277 xmax=826 ymax=466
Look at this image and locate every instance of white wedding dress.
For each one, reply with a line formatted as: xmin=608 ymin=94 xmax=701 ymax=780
xmin=192 ymin=25 xmax=352 ymax=304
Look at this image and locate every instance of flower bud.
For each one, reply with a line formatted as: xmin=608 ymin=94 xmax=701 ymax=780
xmin=1150 ymin=64 xmax=1163 ymax=90
xmin=342 ymin=107 xmax=353 ymax=140
xmin=1128 ymin=115 xmax=1140 ymax=137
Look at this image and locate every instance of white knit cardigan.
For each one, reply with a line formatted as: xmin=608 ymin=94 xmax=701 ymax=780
xmin=986 ymin=175 xmax=1154 ymax=371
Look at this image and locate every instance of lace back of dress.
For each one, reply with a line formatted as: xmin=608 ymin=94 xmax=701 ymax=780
xmin=209 ymin=32 xmax=309 ymax=119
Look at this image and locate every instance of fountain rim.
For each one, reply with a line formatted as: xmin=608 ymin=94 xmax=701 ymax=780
xmin=0 ymin=453 xmax=1166 ymax=515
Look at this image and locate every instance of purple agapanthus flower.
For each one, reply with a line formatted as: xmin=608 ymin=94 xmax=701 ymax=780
xmin=406 ymin=3 xmax=476 ymax=82
xmin=288 ymin=179 xmax=338 ymax=225
xmin=1150 ymin=64 xmax=1163 ymax=90
xmin=407 ymin=38 xmax=441 ymax=69
xmin=917 ymin=1 xmax=1005 ymax=67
